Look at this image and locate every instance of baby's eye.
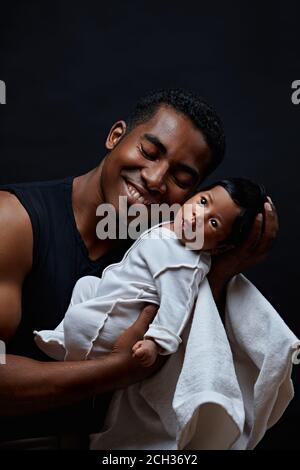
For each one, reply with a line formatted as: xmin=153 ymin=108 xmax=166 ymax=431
xmin=210 ymin=219 xmax=219 ymax=229
xmin=199 ymin=196 xmax=208 ymax=206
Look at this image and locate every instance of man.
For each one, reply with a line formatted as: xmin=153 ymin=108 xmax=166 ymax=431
xmin=0 ymin=89 xmax=278 ymax=447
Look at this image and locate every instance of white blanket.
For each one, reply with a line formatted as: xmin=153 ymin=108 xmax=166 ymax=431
xmin=90 ymin=274 xmax=300 ymax=450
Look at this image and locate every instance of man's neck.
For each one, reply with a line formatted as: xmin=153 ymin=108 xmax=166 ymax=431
xmin=71 ymin=163 xmax=116 ymax=260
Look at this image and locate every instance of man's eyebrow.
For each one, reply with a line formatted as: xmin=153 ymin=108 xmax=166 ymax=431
xmin=207 ymin=191 xmax=225 ymax=224
xmin=143 ymin=133 xmax=167 ymax=154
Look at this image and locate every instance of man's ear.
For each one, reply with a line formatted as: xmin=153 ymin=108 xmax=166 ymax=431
xmin=105 ymin=120 xmax=127 ymax=150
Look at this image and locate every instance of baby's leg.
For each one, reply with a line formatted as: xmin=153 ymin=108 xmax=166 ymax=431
xmin=34 ymin=276 xmax=101 ymax=360
xmin=53 ymin=276 xmax=100 ymax=332
xmin=69 ymin=275 xmax=101 ymax=306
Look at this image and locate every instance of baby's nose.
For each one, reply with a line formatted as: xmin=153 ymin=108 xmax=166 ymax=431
xmin=193 ymin=203 xmax=205 ymax=224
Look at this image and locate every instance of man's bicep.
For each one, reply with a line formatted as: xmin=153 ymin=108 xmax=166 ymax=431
xmin=0 ymin=280 xmax=22 ymax=342
xmin=0 ymin=192 xmax=33 ymax=341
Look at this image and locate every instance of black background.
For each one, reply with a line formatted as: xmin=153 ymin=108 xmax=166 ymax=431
xmin=0 ymin=0 xmax=299 ymax=449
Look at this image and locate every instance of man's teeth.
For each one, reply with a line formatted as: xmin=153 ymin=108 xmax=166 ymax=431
xmin=127 ymin=183 xmax=150 ymax=205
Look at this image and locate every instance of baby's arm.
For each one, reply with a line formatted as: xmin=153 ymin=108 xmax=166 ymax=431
xmin=132 ymin=338 xmax=163 ymax=367
xmin=130 ymin=234 xmax=210 ymax=362
xmin=143 ymin=267 xmax=201 ymax=356
xmin=131 ymin=266 xmax=200 ymax=364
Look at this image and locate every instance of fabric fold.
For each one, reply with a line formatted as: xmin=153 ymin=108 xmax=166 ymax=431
xmin=90 ymin=274 xmax=299 ymax=450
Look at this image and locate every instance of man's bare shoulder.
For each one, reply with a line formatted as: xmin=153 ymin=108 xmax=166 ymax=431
xmin=0 ymin=191 xmax=33 ymax=276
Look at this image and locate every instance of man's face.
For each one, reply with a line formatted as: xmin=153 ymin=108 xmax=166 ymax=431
xmin=99 ymin=106 xmax=212 ymax=213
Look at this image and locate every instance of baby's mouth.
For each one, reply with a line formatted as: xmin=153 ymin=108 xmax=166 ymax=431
xmin=182 ymin=215 xmax=204 ymax=234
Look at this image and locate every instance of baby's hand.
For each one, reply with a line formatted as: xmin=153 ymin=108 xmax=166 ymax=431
xmin=132 ymin=339 xmax=159 ymax=368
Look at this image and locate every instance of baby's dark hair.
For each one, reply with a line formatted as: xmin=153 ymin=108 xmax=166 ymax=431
xmin=200 ymin=177 xmax=268 ymax=247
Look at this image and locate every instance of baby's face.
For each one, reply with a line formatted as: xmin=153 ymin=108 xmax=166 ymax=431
xmin=174 ymin=185 xmax=242 ymax=251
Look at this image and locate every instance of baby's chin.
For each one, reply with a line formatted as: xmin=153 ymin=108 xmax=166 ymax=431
xmin=177 ymin=236 xmax=215 ymax=252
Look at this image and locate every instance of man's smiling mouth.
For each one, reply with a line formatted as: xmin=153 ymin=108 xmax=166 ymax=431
xmin=123 ymin=178 xmax=155 ymax=206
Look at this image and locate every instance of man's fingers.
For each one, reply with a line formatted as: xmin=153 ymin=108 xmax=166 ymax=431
xmin=233 ymin=198 xmax=278 ymax=262
xmin=131 ymin=304 xmax=158 ymax=333
xmin=112 ymin=305 xmax=158 ymax=358
xmin=267 ymin=196 xmax=278 ymax=216
xmin=241 ymin=213 xmax=264 ymax=253
xmin=253 ymin=201 xmax=279 ymax=258
xmin=263 ymin=201 xmax=278 ymax=238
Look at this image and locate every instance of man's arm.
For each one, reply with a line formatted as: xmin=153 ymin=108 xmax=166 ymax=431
xmin=0 ymin=192 xmax=32 ymax=342
xmin=0 ymin=304 xmax=162 ymax=416
xmin=0 ymin=192 xmax=163 ymax=416
xmin=207 ymin=199 xmax=279 ymax=312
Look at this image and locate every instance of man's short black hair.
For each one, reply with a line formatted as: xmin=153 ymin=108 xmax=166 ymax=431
xmin=126 ymin=88 xmax=226 ymax=176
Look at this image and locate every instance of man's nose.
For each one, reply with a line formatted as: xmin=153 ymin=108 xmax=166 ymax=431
xmin=140 ymin=161 xmax=168 ymax=194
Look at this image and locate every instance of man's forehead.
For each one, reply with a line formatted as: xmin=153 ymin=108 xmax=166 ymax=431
xmin=142 ymin=106 xmax=201 ymax=142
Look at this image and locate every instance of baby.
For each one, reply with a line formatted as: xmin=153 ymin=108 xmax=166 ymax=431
xmin=34 ymin=177 xmax=267 ymax=367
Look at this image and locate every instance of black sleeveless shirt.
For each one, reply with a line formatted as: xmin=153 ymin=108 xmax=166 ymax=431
xmin=0 ymin=176 xmax=132 ymax=442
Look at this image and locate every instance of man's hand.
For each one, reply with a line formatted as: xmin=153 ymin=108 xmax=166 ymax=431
xmin=111 ymin=304 xmax=167 ymax=387
xmin=0 ymin=304 xmax=164 ymax=417
xmin=208 ymin=198 xmax=279 ymax=305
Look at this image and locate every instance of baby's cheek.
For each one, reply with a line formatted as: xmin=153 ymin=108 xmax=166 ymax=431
xmin=204 ymin=227 xmax=222 ymax=251
xmin=203 ymin=227 xmax=212 ymax=249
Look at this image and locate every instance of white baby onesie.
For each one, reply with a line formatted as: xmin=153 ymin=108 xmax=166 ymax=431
xmin=34 ymin=224 xmax=211 ymax=361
